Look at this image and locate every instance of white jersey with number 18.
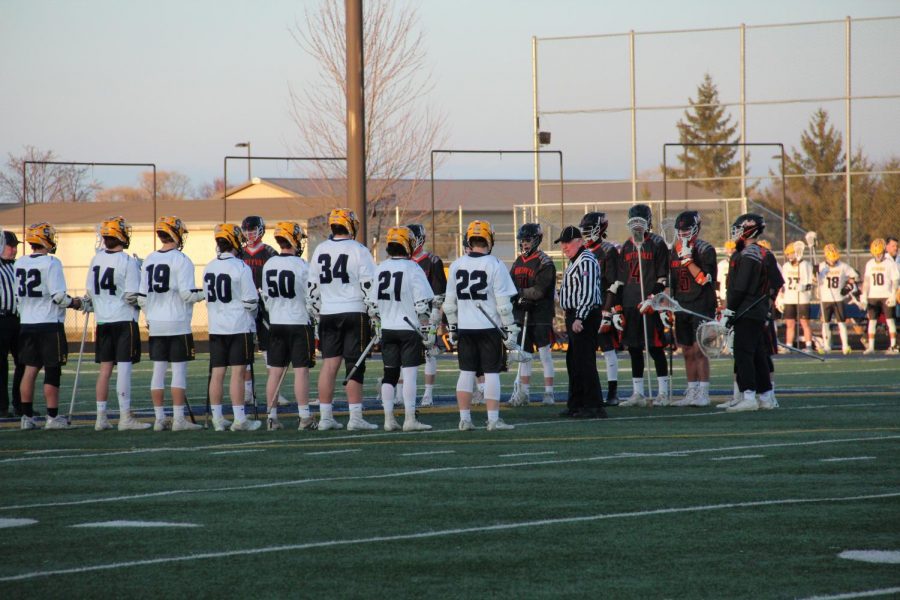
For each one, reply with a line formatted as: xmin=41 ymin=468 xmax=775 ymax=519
xmin=375 ymin=258 xmax=434 ymax=331
xmin=447 ymin=252 xmax=517 ymax=331
xmin=817 ymin=261 xmax=857 ymax=303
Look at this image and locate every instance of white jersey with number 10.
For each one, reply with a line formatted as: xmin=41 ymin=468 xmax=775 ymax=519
xmin=447 ymin=253 xmax=517 ymax=331
xmin=375 ymin=258 xmax=434 ymax=331
xmin=863 ymin=258 xmax=900 ymax=300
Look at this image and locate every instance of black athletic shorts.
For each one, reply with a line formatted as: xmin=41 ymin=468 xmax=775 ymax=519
xmin=19 ymin=323 xmax=67 ymax=368
xmin=95 ymin=321 xmax=141 ymax=364
xmin=149 ymin=334 xmax=196 ymax=362
xmin=517 ymin=322 xmax=553 ymax=353
xmin=820 ymin=302 xmax=845 ymax=323
xmin=622 ymin=307 xmax=665 ymax=349
xmin=381 ymin=329 xmax=425 ymax=369
xmin=267 ymin=324 xmax=315 ymax=369
xmin=866 ymin=299 xmax=892 ymax=321
xmin=457 ymin=328 xmax=506 ymax=374
xmin=254 ymin=314 xmax=269 ymax=351
xmin=597 ymin=329 xmax=620 ymax=353
xmin=318 ymin=312 xmax=371 ymax=372
xmin=675 ymin=309 xmax=714 ymax=347
xmin=209 ymin=333 xmax=254 ymax=368
xmin=782 ymin=304 xmax=810 ymax=319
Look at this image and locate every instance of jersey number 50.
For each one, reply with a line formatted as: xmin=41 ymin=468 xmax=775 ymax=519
xmin=456 ymin=269 xmax=488 ymax=300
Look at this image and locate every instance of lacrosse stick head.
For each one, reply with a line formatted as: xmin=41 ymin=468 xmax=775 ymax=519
xmin=647 ymin=292 xmax=683 ymax=314
xmin=804 ymin=230 xmax=817 ymax=249
xmin=507 ymin=348 xmax=533 ymax=364
xmin=627 ymin=204 xmax=652 ymax=242
xmin=660 ymin=217 xmax=677 ymax=249
xmin=697 ymin=320 xmax=731 ymax=359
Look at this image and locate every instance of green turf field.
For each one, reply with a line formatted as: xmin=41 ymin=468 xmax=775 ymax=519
xmin=1 ymin=354 xmax=899 ymax=599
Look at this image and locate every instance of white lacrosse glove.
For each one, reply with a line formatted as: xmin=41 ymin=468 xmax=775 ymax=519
xmin=502 ymin=323 xmax=520 ymax=351
xmin=370 ymin=317 xmax=382 ymax=344
xmin=80 ymin=296 xmax=94 ymax=313
xmin=859 ymin=293 xmax=867 ymax=306
xmin=447 ymin=324 xmax=458 ymax=346
xmin=420 ymin=325 xmax=436 ymax=349
xmin=675 ymin=240 xmax=693 ymax=266
xmin=775 ymin=293 xmax=785 ymax=313
xmin=612 ymin=307 xmax=625 ymax=332
xmin=599 ymin=311 xmax=613 ymax=334
xmin=722 ymin=308 xmax=735 ymax=329
xmin=887 ymin=294 xmax=897 ymax=309
xmin=638 ymin=295 xmax=655 ymax=315
xmin=660 ymin=310 xmax=673 ymax=329
xmin=186 ymin=289 xmax=205 ymax=304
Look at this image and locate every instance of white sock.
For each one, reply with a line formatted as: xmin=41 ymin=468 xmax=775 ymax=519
xmin=154 ymin=406 xmax=165 ymax=420
xmin=487 ymin=409 xmax=499 ymax=422
xmin=424 ymin=383 xmax=434 ymax=395
xmin=838 ymin=323 xmax=849 ymax=348
xmin=460 ymin=409 xmax=471 ymax=421
xmin=349 ymin=404 xmax=363 ymax=418
xmin=173 ymin=405 xmax=185 ymax=420
xmin=244 ymin=380 xmax=253 ymax=396
xmin=603 ymin=350 xmax=618 ymax=381
xmin=699 ymin=381 xmax=710 ymax=395
xmin=116 ymin=362 xmax=132 ymax=413
xmin=268 ymin=407 xmax=277 ymax=420
xmin=96 ymin=401 xmax=107 ymax=415
xmin=658 ymin=376 xmax=670 ymax=396
xmin=233 ymin=405 xmax=246 ymax=422
xmin=320 ymin=404 xmax=333 ymax=420
xmin=521 ymin=383 xmax=530 ymax=396
xmin=211 ymin=404 xmax=224 ymax=420
xmin=381 ymin=383 xmax=395 ymax=417
xmin=632 ymin=377 xmax=644 ymax=396
xmin=298 ymin=405 xmax=310 ymax=419
xmin=477 ymin=382 xmax=485 ymax=393
xmin=401 ymin=367 xmax=417 ymax=416
xmin=687 ymin=381 xmax=698 ymax=391
xmin=545 ymin=385 xmax=553 ymax=393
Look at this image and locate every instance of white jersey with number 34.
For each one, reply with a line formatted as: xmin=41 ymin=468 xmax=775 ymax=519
xmin=308 ymin=238 xmax=376 ymax=315
xmin=375 ymin=258 xmax=434 ymax=331
xmin=447 ymin=253 xmax=517 ymax=331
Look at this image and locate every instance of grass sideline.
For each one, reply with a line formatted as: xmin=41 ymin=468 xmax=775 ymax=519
xmin=1 ymin=355 xmax=899 ymax=598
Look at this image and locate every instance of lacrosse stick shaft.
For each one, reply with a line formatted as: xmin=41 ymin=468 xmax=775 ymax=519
xmin=777 ymin=341 xmax=825 ymax=361
xmin=634 ymin=237 xmax=654 ymax=399
xmin=204 ymin=362 xmax=211 ymax=429
xmin=269 ymin=366 xmax=289 ymax=410
xmin=250 ymin=359 xmax=259 ymax=420
xmin=67 ymin=312 xmax=92 ymax=423
xmin=515 ymin=311 xmax=529 ymax=385
xmin=474 ymin=302 xmax=508 ymax=339
xmin=402 ymin=315 xmax=427 ymax=341
xmin=342 ymin=334 xmax=378 ymax=386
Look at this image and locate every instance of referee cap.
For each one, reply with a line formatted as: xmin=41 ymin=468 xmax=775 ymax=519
xmin=2 ymin=230 xmax=19 ymax=247
xmin=553 ymin=225 xmax=581 ymax=244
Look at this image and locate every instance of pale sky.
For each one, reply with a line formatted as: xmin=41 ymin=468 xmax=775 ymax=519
xmin=1 ymin=0 xmax=898 ymax=193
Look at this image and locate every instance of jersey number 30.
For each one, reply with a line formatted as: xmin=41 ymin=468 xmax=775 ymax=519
xmin=204 ymin=273 xmax=233 ymax=303
xmin=456 ymin=269 xmax=488 ymax=300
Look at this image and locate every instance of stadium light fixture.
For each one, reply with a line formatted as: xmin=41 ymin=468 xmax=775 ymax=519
xmin=235 ymin=142 xmax=251 ymax=181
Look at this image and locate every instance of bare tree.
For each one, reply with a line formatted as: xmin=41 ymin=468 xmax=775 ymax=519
xmin=0 ymin=146 xmax=99 ymax=204
xmin=289 ymin=0 xmax=447 ymax=245
xmin=140 ymin=170 xmax=194 ymax=202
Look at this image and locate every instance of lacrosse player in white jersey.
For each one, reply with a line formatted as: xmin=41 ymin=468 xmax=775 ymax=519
xmin=816 ymin=243 xmax=858 ymax=355
xmin=84 ymin=217 xmax=149 ymax=431
xmin=15 ymin=222 xmax=85 ymax=430
xmin=203 ymin=224 xmax=261 ymax=431
xmin=444 ymin=220 xmax=520 ymax=431
xmin=308 ymin=208 xmax=379 ymax=431
xmin=261 ymin=221 xmax=317 ymax=431
xmin=861 ymin=238 xmax=900 ymax=353
xmin=375 ymin=226 xmax=435 ymax=432
xmin=138 ymin=216 xmax=204 ymax=432
xmin=781 ymin=240 xmax=815 ymax=352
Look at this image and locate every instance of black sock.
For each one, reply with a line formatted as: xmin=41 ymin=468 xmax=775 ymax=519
xmin=607 ymin=381 xmax=618 ymax=398
xmin=23 ymin=403 xmax=33 ymax=417
xmin=48 ymin=407 xmax=58 ymax=418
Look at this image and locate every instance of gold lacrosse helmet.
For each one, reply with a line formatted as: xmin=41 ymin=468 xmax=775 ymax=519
xmin=156 ymin=216 xmax=188 ymax=250
xmin=465 ymin=220 xmax=495 ymax=253
xmin=328 ymin=208 xmax=359 ymax=239
xmin=824 ymin=243 xmax=841 ymax=265
xmin=386 ymin=226 xmax=415 ymax=256
xmin=871 ymin=238 xmax=886 ymax=260
xmin=99 ymin=216 xmax=132 ymax=248
xmin=25 ymin=222 xmax=58 ymax=253
xmin=273 ymin=221 xmax=306 ymax=253
xmin=213 ymin=223 xmax=246 ymax=252
xmin=784 ymin=242 xmax=796 ymax=260
xmin=757 ymin=239 xmax=772 ymax=250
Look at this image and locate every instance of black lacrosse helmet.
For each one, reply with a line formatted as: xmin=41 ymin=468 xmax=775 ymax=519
xmin=627 ymin=204 xmax=653 ymax=238
xmin=517 ymin=223 xmax=543 ymax=257
xmin=674 ymin=210 xmax=701 ymax=243
xmin=241 ymin=215 xmax=265 ymax=245
xmin=405 ymin=223 xmax=426 ymax=253
xmin=730 ymin=213 xmax=765 ymax=241
xmin=579 ymin=212 xmax=609 ymax=243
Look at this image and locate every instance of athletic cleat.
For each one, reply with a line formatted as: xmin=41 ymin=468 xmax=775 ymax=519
xmin=671 ymin=388 xmax=697 ymax=407
xmin=458 ymin=418 xmax=475 ymax=431
xmin=298 ymin=416 xmax=319 ymax=430
xmin=118 ymin=414 xmax=151 ymax=431
xmin=44 ymin=415 xmax=71 ymax=430
xmin=471 ymin=387 xmax=485 ymax=406
xmin=863 ymin=346 xmax=875 ymax=355
xmin=420 ymin=388 xmax=434 ymax=407
xmin=383 ymin=416 xmax=401 ymax=432
xmin=886 ymin=346 xmax=899 ymax=355
xmin=402 ymin=418 xmax=432 ymax=432
xmin=277 ymin=394 xmax=291 ymax=407
xmin=486 ymin=418 xmax=514 ymax=431
xmin=347 ymin=415 xmax=378 ymax=431
xmin=619 ymin=392 xmax=648 ymax=408
xmin=542 ymin=391 xmax=555 ymax=405
xmin=727 ymin=395 xmax=759 ymax=413
xmin=94 ymin=414 xmax=112 ymax=431
xmin=153 ymin=418 xmax=171 ymax=431
xmin=758 ymin=391 xmax=779 ymax=410
xmin=266 ymin=417 xmax=283 ymax=431
xmin=20 ymin=415 xmax=37 ymax=430
xmin=231 ymin=419 xmax=262 ymax=431
xmin=172 ymin=418 xmax=202 ymax=431
xmin=508 ymin=387 xmax=529 ymax=407
xmin=842 ymin=347 xmax=852 ymax=355
xmin=317 ymin=417 xmax=343 ymax=431
xmin=689 ymin=389 xmax=711 ymax=407
xmin=652 ymin=392 xmax=672 ymax=407
xmin=211 ymin=416 xmax=232 ymax=432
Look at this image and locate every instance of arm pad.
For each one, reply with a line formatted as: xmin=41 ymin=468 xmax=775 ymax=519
xmin=180 ymin=289 xmax=205 ymax=304
xmin=414 ymin=299 xmax=432 ymax=323
xmin=443 ymin=293 xmax=458 ymax=327
xmin=608 ymin=281 xmax=623 ymax=295
xmin=242 ymin=298 xmax=258 ymax=318
xmin=496 ymin=294 xmax=515 ymax=328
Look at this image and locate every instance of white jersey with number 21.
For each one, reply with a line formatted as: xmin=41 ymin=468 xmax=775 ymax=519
xmin=375 ymin=258 xmax=434 ymax=331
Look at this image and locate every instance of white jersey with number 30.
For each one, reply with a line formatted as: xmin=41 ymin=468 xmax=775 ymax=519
xmin=86 ymin=250 xmax=141 ymax=324
xmin=375 ymin=258 xmax=434 ymax=331
xmin=203 ymin=254 xmax=257 ymax=335
xmin=447 ymin=252 xmax=517 ymax=330
xmin=308 ymin=237 xmax=376 ymax=315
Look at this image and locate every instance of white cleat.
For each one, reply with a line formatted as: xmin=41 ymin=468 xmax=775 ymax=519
xmin=652 ymin=392 xmax=672 ymax=407
xmin=118 ymin=414 xmax=151 ymax=431
xmin=266 ymin=417 xmax=283 ymax=431
xmin=619 ymin=392 xmax=648 ymax=408
xmin=231 ymin=419 xmax=262 ymax=431
xmin=20 ymin=415 xmax=37 ymax=430
xmin=317 ymin=417 xmax=343 ymax=431
xmin=172 ymin=418 xmax=202 ymax=431
xmin=757 ymin=391 xmax=779 ymax=410
xmin=94 ymin=414 xmax=113 ymax=431
xmin=297 ymin=416 xmax=319 ymax=431
xmin=726 ymin=394 xmax=760 ymax=413
xmin=886 ymin=346 xmax=899 ymax=355
xmin=347 ymin=415 xmax=378 ymax=431
xmin=153 ymin=418 xmax=171 ymax=432
xmin=420 ymin=388 xmax=434 ymax=407
xmin=471 ymin=388 xmax=485 ymax=406
xmin=670 ymin=388 xmax=697 ymax=407
xmin=277 ymin=395 xmax=291 ymax=407
xmin=458 ymin=418 xmax=475 ymax=431
xmin=689 ymin=389 xmax=711 ymax=407
xmin=44 ymin=415 xmax=71 ymax=430
xmin=863 ymin=346 xmax=875 ymax=355
xmin=542 ymin=391 xmax=555 ymax=405
xmin=486 ymin=418 xmax=514 ymax=431
xmin=842 ymin=347 xmax=852 ymax=355
xmin=212 ymin=417 xmax=233 ymax=432
xmin=383 ymin=416 xmax=401 ymax=432
xmin=402 ymin=418 xmax=432 ymax=432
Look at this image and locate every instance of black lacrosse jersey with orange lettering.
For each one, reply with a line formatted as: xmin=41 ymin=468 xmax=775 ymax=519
xmin=668 ymin=239 xmax=717 ymax=311
xmin=509 ymin=250 xmax=556 ymax=323
xmin=239 ymin=242 xmax=279 ymax=290
xmin=616 ymin=233 xmax=669 ymax=308
xmin=411 ymin=251 xmax=447 ymax=296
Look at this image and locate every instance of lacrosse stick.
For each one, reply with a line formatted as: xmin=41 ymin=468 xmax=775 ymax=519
xmin=631 ymin=229 xmax=654 ymax=400
xmin=67 ymin=312 xmax=92 ymax=425
xmin=342 ymin=327 xmax=380 ymax=386
xmin=511 ymin=311 xmax=529 ymax=405
xmin=697 ymin=319 xmax=824 ymax=361
xmin=269 ymin=366 xmax=289 ymax=412
xmin=659 ymin=217 xmax=677 ymax=391
xmin=402 ymin=314 xmax=441 ymax=362
xmin=474 ymin=302 xmax=532 ymax=363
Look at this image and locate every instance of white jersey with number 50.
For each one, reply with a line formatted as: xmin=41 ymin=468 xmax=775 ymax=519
xmin=139 ymin=248 xmax=197 ymax=336
xmin=86 ymin=250 xmax=141 ymax=324
xmin=863 ymin=258 xmax=900 ymax=300
xmin=309 ymin=237 xmax=376 ymax=315
xmin=203 ymin=254 xmax=257 ymax=335
xmin=375 ymin=258 xmax=434 ymax=331
xmin=817 ymin=261 xmax=857 ymax=303
xmin=262 ymin=254 xmax=311 ymax=325
xmin=447 ymin=253 xmax=517 ymax=331
xmin=13 ymin=253 xmax=68 ymax=325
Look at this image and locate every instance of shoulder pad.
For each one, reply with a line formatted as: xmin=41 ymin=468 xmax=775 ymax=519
xmin=741 ymin=244 xmax=764 ymax=264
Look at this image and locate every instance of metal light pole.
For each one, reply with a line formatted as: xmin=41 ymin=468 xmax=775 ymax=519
xmin=235 ymin=142 xmax=251 ymax=181
xmin=346 ymin=0 xmax=367 ymax=244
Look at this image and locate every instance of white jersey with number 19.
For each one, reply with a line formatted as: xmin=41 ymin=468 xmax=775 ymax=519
xmin=447 ymin=252 xmax=517 ymax=331
xmin=308 ymin=237 xmax=376 ymax=315
xmin=375 ymin=258 xmax=434 ymax=331
xmin=86 ymin=250 xmax=141 ymax=324
xmin=139 ymin=248 xmax=197 ymax=336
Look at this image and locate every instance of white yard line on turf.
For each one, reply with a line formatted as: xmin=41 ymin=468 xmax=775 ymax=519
xmin=499 ymin=451 xmax=557 ymax=458
xmin=799 ymin=587 xmax=900 ymax=600
xmin=710 ymin=454 xmax=765 ymax=461
xmin=209 ymin=450 xmax=267 ymax=456
xmin=819 ymin=456 xmax=876 ymax=462
xmin=400 ymin=450 xmax=455 ymax=456
xmin=1 ymin=491 xmax=898 ymax=583
xmin=305 ymin=449 xmax=361 ymax=456
xmin=3 ymin=434 xmax=898 ymax=512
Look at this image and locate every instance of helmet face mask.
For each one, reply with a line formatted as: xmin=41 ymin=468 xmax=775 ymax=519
xmin=465 ymin=220 xmax=495 ymax=254
xmin=241 ymin=216 xmax=265 ymax=246
xmin=99 ymin=216 xmax=132 ymax=249
xmin=730 ymin=213 xmax=765 ymax=242
xmin=517 ymin=223 xmax=543 ymax=257
xmin=791 ymin=240 xmax=805 ymax=262
xmin=405 ymin=223 xmax=426 ymax=254
xmin=273 ymin=221 xmax=306 ymax=254
xmin=386 ymin=226 xmax=415 ymax=257
xmin=674 ymin=210 xmax=701 ymax=246
xmin=627 ymin=204 xmax=652 ymax=241
xmin=328 ymin=208 xmax=358 ymax=239
xmin=156 ymin=216 xmax=188 ymax=250
xmin=579 ymin=212 xmax=608 ymax=243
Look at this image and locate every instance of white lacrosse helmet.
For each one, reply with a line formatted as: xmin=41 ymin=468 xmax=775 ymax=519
xmin=792 ymin=240 xmax=805 ymax=262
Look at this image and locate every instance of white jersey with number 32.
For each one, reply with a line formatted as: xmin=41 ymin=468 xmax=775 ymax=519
xmin=308 ymin=237 xmax=376 ymax=315
xmin=447 ymin=253 xmax=517 ymax=330
xmin=13 ymin=253 xmax=68 ymax=325
xmin=375 ymin=258 xmax=434 ymax=331
xmin=86 ymin=250 xmax=140 ymax=324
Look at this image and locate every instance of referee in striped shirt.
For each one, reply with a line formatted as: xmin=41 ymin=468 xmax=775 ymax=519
xmin=555 ymin=226 xmax=607 ymax=419
xmin=0 ymin=230 xmax=25 ymax=417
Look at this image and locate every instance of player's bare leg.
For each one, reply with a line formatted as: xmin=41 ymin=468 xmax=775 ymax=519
xmin=800 ymin=318 xmax=813 ymax=350
xmin=785 ymin=317 xmax=797 ymax=348
xmin=208 ymin=365 xmax=229 ymax=430
xmin=316 ymin=356 xmax=344 ymax=429
xmin=95 ymin=362 xmax=114 ymax=430
xmin=265 ymin=365 xmax=285 ymax=428
xmin=456 ymin=370 xmax=476 ymax=430
xmin=294 ymin=367 xmax=316 ymax=429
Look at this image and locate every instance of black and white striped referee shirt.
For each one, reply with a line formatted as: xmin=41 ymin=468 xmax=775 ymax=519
xmin=558 ymin=246 xmax=602 ymax=321
xmin=0 ymin=258 xmax=15 ymax=315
